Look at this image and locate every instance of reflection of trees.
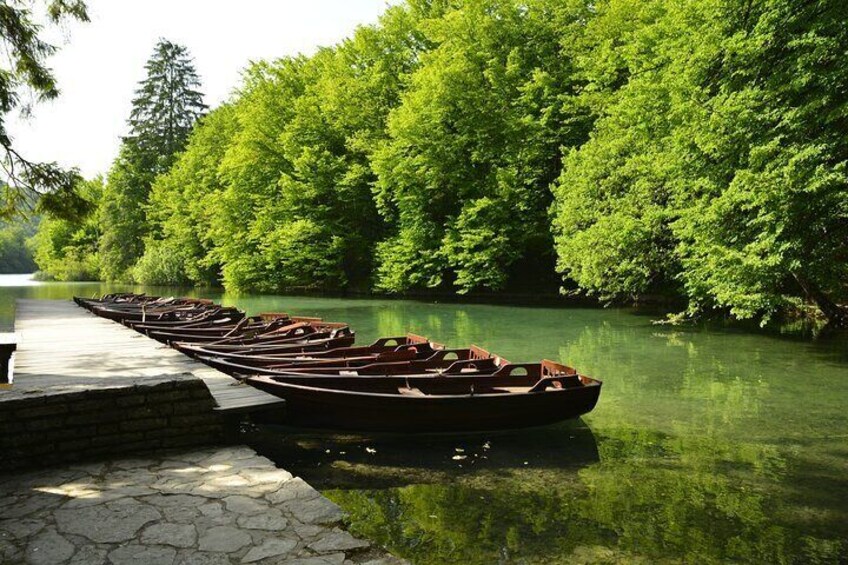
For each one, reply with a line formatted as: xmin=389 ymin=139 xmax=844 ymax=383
xmin=327 ymin=424 xmax=845 ymax=564
xmin=558 ymin=318 xmax=846 ymax=442
xmin=374 ymin=304 xmax=447 ymax=344
xmin=579 ymin=427 xmax=796 ymax=564
xmin=328 ymin=482 xmax=611 ymax=565
xmin=556 ymin=321 xmax=847 ymax=563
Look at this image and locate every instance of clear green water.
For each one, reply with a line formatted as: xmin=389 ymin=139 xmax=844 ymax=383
xmin=1 ymin=276 xmax=847 ymax=564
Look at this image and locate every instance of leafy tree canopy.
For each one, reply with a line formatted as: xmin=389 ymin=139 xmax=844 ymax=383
xmin=33 ymin=0 xmax=848 ymax=325
xmin=551 ymin=0 xmax=848 ymax=325
xmin=372 ymin=0 xmax=592 ymax=294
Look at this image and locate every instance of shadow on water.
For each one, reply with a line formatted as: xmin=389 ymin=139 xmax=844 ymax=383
xmin=246 ymin=419 xmax=600 ymax=490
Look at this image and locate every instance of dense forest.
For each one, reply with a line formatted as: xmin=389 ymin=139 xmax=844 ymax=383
xmin=29 ymin=0 xmax=848 ymax=326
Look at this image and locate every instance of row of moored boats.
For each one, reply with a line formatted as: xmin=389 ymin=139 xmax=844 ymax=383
xmin=74 ymin=293 xmax=602 ymax=432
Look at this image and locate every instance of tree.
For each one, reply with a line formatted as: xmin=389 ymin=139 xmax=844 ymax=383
xmin=265 ymin=2 xmax=431 ymax=291
xmin=135 ymin=104 xmax=240 ymax=285
xmin=551 ymin=0 xmax=848 ymax=325
xmin=212 ymin=58 xmax=309 ymax=291
xmin=673 ymin=0 xmax=848 ymax=326
xmin=372 ymin=0 xmax=591 ymax=294
xmin=0 ymin=0 xmax=89 ymax=220
xmin=125 ymin=39 xmax=207 ymax=176
xmin=98 ymin=149 xmax=149 ymax=280
xmin=207 ymin=1 xmax=442 ymax=293
xmin=99 ymin=38 xmax=206 ymax=281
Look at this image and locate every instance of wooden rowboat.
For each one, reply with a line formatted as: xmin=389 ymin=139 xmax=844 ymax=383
xmin=246 ymin=360 xmax=601 ymax=432
xmin=89 ymin=304 xmax=212 ymax=323
xmin=142 ymin=317 xmax=298 ymax=344
xmin=195 ymin=346 xmax=490 ymax=378
xmin=178 ymin=334 xmax=442 ymax=364
xmin=172 ymin=334 xmax=357 ymax=357
xmin=232 ymin=346 xmax=506 ymax=378
xmin=124 ymin=308 xmax=249 ymax=330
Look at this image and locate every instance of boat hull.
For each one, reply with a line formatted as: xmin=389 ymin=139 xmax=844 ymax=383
xmin=248 ymin=379 xmax=601 ymax=433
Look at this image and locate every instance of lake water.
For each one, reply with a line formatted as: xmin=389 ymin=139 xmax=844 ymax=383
xmin=1 ymin=275 xmax=846 ymax=564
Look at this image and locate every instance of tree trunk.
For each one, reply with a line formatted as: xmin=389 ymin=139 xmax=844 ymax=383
xmin=792 ymin=272 xmax=848 ymax=328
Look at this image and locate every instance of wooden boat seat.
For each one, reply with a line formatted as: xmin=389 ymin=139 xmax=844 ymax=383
xmin=490 ymin=386 xmax=532 ymax=394
xmin=397 ymin=386 xmax=426 ymax=396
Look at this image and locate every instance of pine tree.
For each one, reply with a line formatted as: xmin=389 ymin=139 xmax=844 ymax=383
xmin=99 ymin=38 xmax=206 ymax=281
xmin=124 ymin=39 xmax=207 ymax=175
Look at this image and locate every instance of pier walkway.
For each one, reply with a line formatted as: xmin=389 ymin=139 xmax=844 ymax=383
xmin=9 ymin=299 xmax=283 ymax=413
xmin=0 ymin=299 xmax=281 ymax=472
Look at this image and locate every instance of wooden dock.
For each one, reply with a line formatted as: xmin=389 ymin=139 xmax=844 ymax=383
xmin=8 ymin=299 xmax=284 ymax=413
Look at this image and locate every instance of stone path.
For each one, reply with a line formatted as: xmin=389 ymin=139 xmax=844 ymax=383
xmin=0 ymin=446 xmax=404 ymax=565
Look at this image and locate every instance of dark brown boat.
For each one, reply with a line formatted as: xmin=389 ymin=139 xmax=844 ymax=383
xmin=173 ymin=334 xmax=357 ymax=357
xmin=178 ymin=334 xmax=442 ymax=364
xmin=124 ymin=308 xmax=250 ymax=331
xmin=142 ymin=317 xmax=299 ymax=344
xmin=128 ymin=315 xmax=252 ymax=333
xmin=246 ymin=360 xmax=602 ymax=432
xmin=234 ymin=345 xmax=507 ymax=377
xmin=90 ymin=303 xmax=213 ymax=323
xmin=195 ymin=346 xmax=491 ymax=378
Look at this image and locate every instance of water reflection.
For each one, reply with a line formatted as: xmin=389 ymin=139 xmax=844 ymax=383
xmin=250 ymin=423 xmax=846 ymax=564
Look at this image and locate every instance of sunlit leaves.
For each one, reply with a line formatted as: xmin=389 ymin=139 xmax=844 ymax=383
xmin=551 ymin=0 xmax=848 ymax=323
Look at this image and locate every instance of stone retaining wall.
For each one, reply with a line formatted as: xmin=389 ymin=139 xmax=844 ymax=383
xmin=0 ymin=376 xmax=224 ymax=472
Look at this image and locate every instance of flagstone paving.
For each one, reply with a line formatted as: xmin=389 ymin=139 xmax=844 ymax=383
xmin=0 ymin=446 xmax=404 ymax=565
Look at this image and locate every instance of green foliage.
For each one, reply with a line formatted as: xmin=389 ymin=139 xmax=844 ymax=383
xmin=29 ymin=177 xmax=102 ymax=280
xmin=131 ymin=239 xmax=191 ymax=286
xmin=213 ymin=58 xmax=309 ymax=291
xmin=44 ymin=0 xmax=844 ymax=323
xmin=268 ymin=4 xmax=426 ymax=291
xmin=0 ymin=217 xmax=37 ymax=273
xmin=205 ymin=3 xmax=433 ymax=293
xmin=99 ymin=38 xmax=205 ymax=282
xmin=551 ymin=0 xmax=848 ymax=323
xmin=672 ymin=0 xmax=848 ymax=322
xmin=137 ymin=105 xmax=240 ymax=286
xmin=373 ymin=0 xmax=591 ymax=293
xmin=98 ymin=149 xmax=149 ymax=281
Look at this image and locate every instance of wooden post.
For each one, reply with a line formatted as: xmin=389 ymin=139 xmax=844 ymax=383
xmin=0 ymin=334 xmax=16 ymax=388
